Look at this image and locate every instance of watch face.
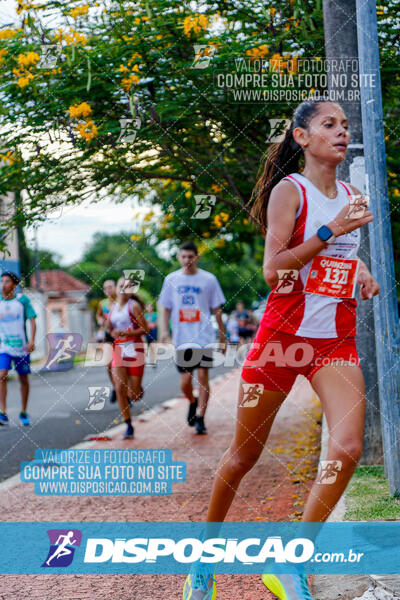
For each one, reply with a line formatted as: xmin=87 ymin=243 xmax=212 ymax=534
xmin=318 ymin=226 xmax=332 ymax=242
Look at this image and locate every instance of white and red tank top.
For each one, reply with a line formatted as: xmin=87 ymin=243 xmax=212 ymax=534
xmin=108 ymin=299 xmax=143 ymax=345
xmin=260 ymin=173 xmax=360 ymax=339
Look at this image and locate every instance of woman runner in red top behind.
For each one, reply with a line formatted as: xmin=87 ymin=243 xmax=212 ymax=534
xmin=107 ymin=276 xmax=148 ymax=440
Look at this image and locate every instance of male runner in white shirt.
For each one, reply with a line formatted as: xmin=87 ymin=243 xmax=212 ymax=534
xmin=159 ymin=241 xmax=226 ymax=434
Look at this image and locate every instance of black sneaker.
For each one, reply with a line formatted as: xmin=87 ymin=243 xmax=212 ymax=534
xmin=187 ymin=398 xmax=198 ymax=427
xmin=195 ymin=415 xmax=207 ymax=435
xmin=110 ymin=389 xmax=117 ymax=403
xmin=123 ymin=423 xmax=134 ymax=439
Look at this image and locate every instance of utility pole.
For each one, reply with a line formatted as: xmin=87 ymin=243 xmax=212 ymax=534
xmin=323 ymin=0 xmax=382 ymax=464
xmin=33 ymin=224 xmax=40 ymax=291
xmin=356 ymin=0 xmax=400 ymax=495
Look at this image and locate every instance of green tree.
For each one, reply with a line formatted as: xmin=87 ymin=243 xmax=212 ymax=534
xmin=68 ymin=231 xmax=170 ymax=300
xmin=0 ymin=0 xmax=399 ymax=292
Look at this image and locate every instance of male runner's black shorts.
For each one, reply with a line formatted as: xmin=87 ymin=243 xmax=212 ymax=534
xmin=175 ymin=348 xmax=214 ymax=373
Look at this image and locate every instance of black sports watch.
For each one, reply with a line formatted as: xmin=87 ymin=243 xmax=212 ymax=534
xmin=317 ymin=225 xmax=336 ymax=244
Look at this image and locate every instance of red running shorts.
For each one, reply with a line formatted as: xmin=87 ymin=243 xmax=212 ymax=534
xmin=111 ymin=343 xmax=145 ymax=377
xmin=241 ymin=325 xmax=360 ymax=392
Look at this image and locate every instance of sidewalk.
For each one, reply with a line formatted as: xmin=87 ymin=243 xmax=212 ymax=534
xmin=0 ymin=369 xmax=380 ymax=599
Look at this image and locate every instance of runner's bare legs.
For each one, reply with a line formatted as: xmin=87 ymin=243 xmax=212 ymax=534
xmin=180 ymin=371 xmax=196 ymax=405
xmin=19 ymin=373 xmax=29 ymax=413
xmin=206 ymin=382 xmax=287 ymax=522
xmin=112 ymin=366 xmax=131 ymax=421
xmin=301 ymin=363 xmax=365 ymax=522
xmin=206 ymin=364 xmax=364 ymax=524
xmin=197 ymin=368 xmax=210 ymax=417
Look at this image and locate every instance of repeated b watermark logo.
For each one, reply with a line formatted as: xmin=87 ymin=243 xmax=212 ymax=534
xmin=316 ymin=460 xmax=342 ymax=485
xmin=191 ymin=44 xmax=216 ymax=69
xmin=276 ymin=270 xmax=299 ymax=294
xmin=240 ymin=383 xmax=264 ymax=407
xmin=267 ymin=119 xmax=290 ymax=143
xmin=86 ymin=386 xmax=110 ymax=411
xmin=346 ymin=194 xmax=370 ymax=219
xmin=116 ymin=117 xmax=141 ymax=143
xmin=192 ymin=195 xmax=216 ymax=219
xmin=43 ymin=334 xmax=82 ymax=372
xmin=122 ymin=269 xmax=145 ymax=293
xmin=38 ymin=43 xmax=62 ymax=69
xmin=42 ymin=529 xmax=82 ymax=568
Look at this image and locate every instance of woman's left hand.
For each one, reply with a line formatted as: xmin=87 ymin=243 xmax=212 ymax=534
xmin=358 ymin=270 xmax=380 ymax=300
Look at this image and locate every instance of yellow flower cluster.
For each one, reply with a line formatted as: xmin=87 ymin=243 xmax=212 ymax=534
xmin=215 ymin=239 xmax=225 ymax=248
xmin=246 ymin=44 xmax=269 ymax=60
xmin=119 ymin=53 xmax=141 ymax=90
xmin=70 ymin=5 xmax=89 ymax=18
xmin=68 ymin=101 xmax=92 ymax=118
xmin=211 ymin=184 xmax=223 ymax=193
xmin=16 ymin=1 xmax=34 ymax=14
xmin=13 ymin=66 xmax=34 ymax=88
xmin=143 ymin=210 xmax=155 ymax=222
xmin=213 ymin=212 xmax=229 ymax=228
xmin=0 ymin=48 xmax=7 ymax=63
xmin=128 ymin=52 xmax=141 ymax=66
xmin=134 ymin=15 xmax=149 ymax=24
xmin=69 ymin=102 xmax=96 ymax=141
xmin=54 ymin=27 xmax=86 ymax=46
xmin=0 ymin=28 xmax=19 ymax=40
xmin=77 ymin=120 xmax=97 ymax=141
xmin=183 ymin=13 xmax=209 ymax=36
xmin=17 ymin=51 xmax=40 ymax=67
xmin=0 ymin=151 xmax=15 ymax=165
xmin=121 ymin=73 xmax=139 ymax=91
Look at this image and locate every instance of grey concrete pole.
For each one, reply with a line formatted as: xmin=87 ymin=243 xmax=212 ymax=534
xmin=356 ymin=0 xmax=400 ymax=495
xmin=323 ymin=0 xmax=382 ymax=464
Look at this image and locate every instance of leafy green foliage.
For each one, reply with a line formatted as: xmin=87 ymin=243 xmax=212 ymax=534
xmin=0 ymin=0 xmax=399 ymax=292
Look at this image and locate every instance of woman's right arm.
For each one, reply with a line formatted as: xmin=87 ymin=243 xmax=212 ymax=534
xmin=263 ymin=180 xmax=374 ymax=289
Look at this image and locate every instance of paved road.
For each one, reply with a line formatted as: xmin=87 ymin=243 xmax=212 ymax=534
xmin=0 ymin=358 xmax=232 ymax=482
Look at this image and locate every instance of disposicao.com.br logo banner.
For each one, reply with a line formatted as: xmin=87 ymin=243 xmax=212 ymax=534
xmin=0 ymin=522 xmax=399 ymax=574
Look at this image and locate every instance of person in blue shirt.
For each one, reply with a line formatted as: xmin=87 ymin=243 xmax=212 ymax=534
xmin=0 ymin=271 xmax=37 ymax=426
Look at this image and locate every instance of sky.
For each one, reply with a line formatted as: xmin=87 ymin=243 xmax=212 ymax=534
xmin=25 ymin=197 xmax=146 ymax=266
xmin=0 ymin=0 xmax=16 ymax=27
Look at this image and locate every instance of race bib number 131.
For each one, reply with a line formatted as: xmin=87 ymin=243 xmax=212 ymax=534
xmin=304 ymin=256 xmax=359 ymax=298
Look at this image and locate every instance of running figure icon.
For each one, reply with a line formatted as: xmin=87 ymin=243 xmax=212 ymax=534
xmin=275 ymin=269 xmax=299 ymax=294
xmin=45 ymin=335 xmax=78 ymax=370
xmin=45 ymin=531 xmax=77 ymax=566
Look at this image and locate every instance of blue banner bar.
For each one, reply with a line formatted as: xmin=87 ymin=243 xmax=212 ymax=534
xmin=0 ymin=522 xmax=399 ymax=574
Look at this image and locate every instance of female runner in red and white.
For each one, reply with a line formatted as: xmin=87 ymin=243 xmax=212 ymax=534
xmin=183 ymin=98 xmax=380 ymax=600
xmin=107 ymin=276 xmax=148 ymax=440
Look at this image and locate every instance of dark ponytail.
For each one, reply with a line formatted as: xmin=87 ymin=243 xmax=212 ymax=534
xmin=248 ymin=98 xmax=332 ymax=235
xmin=130 ymin=293 xmax=145 ymax=311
